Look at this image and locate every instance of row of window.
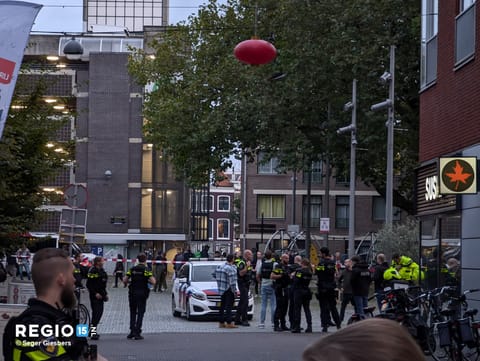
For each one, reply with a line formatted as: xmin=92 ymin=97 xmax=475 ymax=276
xmin=421 ymin=0 xmax=476 ymax=87
xmin=257 ymin=195 xmax=400 ymax=228
xmin=193 ymin=195 xmax=231 ymax=212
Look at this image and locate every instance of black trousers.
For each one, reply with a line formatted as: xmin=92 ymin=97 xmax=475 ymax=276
xmin=292 ymin=288 xmax=312 ymax=330
xmin=339 ymin=292 xmax=355 ymax=322
xmin=235 ymin=282 xmax=249 ymax=322
xmin=274 ymin=287 xmax=289 ymax=327
xmin=318 ymin=288 xmax=340 ymax=327
xmin=90 ymin=297 xmax=104 ymax=327
xmin=129 ymin=292 xmax=147 ymax=335
xmin=287 ymin=286 xmax=295 ymax=326
xmin=220 ymin=289 xmax=235 ymax=324
xmin=114 ymin=272 xmax=123 ymax=287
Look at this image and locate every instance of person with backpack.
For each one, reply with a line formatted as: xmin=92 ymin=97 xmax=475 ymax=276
xmin=255 ymin=249 xmax=277 ymax=328
xmin=2 ymin=248 xmax=108 ymax=360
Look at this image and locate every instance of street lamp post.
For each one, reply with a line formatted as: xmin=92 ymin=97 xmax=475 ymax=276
xmin=371 ymin=45 xmax=395 ymax=225
xmin=338 ymin=79 xmax=357 ymax=258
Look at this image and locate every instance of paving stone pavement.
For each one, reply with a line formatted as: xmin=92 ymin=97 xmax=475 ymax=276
xmin=86 ymin=279 xmax=355 ymax=335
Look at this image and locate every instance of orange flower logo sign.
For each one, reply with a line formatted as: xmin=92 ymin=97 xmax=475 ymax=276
xmin=440 ymin=157 xmax=477 ymax=194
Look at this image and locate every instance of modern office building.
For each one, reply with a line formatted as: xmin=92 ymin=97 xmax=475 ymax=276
xmin=83 ymin=0 xmax=169 ymax=32
xmin=22 ymin=33 xmax=189 ymax=267
xmin=418 ymin=0 xmax=479 ymax=306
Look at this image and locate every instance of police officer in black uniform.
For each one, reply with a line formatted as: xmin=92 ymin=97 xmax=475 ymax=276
xmin=123 ymin=253 xmax=156 ymax=340
xmin=234 ymin=249 xmax=253 ymax=326
xmin=272 ymin=253 xmax=291 ymax=331
xmin=315 ymin=247 xmax=341 ymax=332
xmin=291 ymin=258 xmax=313 ymax=333
xmin=2 ymin=248 xmax=107 ymax=361
xmin=73 ymin=253 xmax=87 ymax=289
xmin=86 ymin=256 xmax=108 ymax=340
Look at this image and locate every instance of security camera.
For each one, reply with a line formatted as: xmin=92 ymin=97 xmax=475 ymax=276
xmin=104 ymin=170 xmax=112 ymax=178
xmin=343 ymin=101 xmax=354 ymax=112
xmin=371 ymin=99 xmax=392 ymax=112
xmin=337 ymin=124 xmax=355 ymax=134
xmin=379 ymin=71 xmax=392 ymax=84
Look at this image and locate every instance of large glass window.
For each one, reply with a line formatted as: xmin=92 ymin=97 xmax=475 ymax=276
xmin=335 ymin=196 xmax=349 ymax=229
xmin=257 ymin=195 xmax=285 ymax=219
xmin=141 ymin=188 xmax=182 ymax=231
xmin=421 ymin=0 xmax=438 ymax=87
xmin=257 ymin=152 xmax=280 ymax=174
xmin=303 ymin=161 xmax=323 ymax=184
xmin=455 ymin=1 xmax=476 ymax=65
xmin=217 ymin=219 xmax=230 ymax=239
xmin=208 ymin=218 xmax=213 ymax=239
xmin=302 ymin=195 xmax=322 ymax=228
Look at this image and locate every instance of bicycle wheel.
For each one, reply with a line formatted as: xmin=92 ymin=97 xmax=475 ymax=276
xmin=78 ymin=303 xmax=90 ymax=325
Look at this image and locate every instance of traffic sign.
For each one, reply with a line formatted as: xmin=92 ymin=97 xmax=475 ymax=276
xmin=320 ymin=218 xmax=330 ymax=233
xmin=64 ymin=184 xmax=88 ymax=208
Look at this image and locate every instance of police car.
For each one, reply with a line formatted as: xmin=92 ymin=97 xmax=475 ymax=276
xmin=171 ymin=260 xmax=254 ymax=320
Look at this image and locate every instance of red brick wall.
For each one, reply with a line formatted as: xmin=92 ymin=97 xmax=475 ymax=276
xmin=420 ymin=1 xmax=480 ymax=162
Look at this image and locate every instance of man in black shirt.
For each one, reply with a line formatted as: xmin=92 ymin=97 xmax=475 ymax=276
xmin=123 ymin=253 xmax=156 ymax=340
xmin=2 ymin=248 xmax=107 ymax=360
xmin=86 ymin=257 xmax=108 ymax=340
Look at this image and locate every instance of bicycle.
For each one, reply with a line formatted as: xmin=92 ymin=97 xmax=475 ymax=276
xmin=74 ymin=286 xmax=91 ymax=326
xmin=427 ymin=287 xmax=480 ymax=361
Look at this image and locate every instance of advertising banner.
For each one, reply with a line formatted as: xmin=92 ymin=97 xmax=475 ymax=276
xmin=0 ymin=1 xmax=42 ymax=139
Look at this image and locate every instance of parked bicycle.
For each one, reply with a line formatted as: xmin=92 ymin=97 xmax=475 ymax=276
xmin=427 ymin=287 xmax=480 ymax=361
xmin=74 ymin=286 xmax=91 ymax=326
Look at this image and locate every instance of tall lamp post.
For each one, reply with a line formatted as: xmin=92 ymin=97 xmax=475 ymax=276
xmin=371 ymin=45 xmax=395 ymax=225
xmin=337 ymin=79 xmax=357 ymax=258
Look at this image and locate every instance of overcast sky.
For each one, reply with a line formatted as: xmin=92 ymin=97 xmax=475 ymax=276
xmin=31 ymin=0 xmax=221 ymax=32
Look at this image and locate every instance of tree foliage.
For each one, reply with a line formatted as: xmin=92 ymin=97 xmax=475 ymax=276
xmin=0 ymin=80 xmax=72 ymax=239
xmin=376 ymin=218 xmax=420 ymax=261
xmin=129 ymin=0 xmax=420 ymax=212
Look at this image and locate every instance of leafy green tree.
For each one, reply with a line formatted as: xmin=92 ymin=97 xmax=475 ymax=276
xmin=0 ymin=80 xmax=71 ymax=242
xmin=129 ymin=0 xmax=420 ymax=212
xmin=376 ymin=218 xmax=420 ymax=261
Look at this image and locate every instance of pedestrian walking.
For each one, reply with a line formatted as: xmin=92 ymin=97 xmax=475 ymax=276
xmin=153 ymin=251 xmax=167 ymax=292
xmin=123 ymin=253 xmax=156 ymax=340
xmin=214 ymin=254 xmax=238 ymax=329
xmin=291 ymin=258 xmax=313 ymax=333
xmin=113 ymin=254 xmax=125 ymax=288
xmin=350 ymin=255 xmax=372 ymax=317
xmin=256 ymin=250 xmax=277 ymax=328
xmin=234 ymin=249 xmax=253 ymax=326
xmin=16 ymin=243 xmax=31 ymax=280
xmin=272 ymin=253 xmax=291 ymax=331
xmin=338 ymin=258 xmax=355 ymax=323
xmin=315 ymin=247 xmax=341 ymax=332
xmin=86 ymin=256 xmax=109 ymax=340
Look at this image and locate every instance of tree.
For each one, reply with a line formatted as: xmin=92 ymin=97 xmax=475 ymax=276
xmin=129 ymin=0 xmax=420 ymax=212
xmin=0 ymin=79 xmax=72 ymax=242
xmin=376 ymin=218 xmax=420 ymax=261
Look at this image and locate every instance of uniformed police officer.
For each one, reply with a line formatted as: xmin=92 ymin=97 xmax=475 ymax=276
xmin=291 ymin=258 xmax=313 ymax=333
xmin=123 ymin=253 xmax=156 ymax=340
xmin=315 ymin=247 xmax=341 ymax=332
xmin=73 ymin=253 xmax=87 ymax=289
xmin=272 ymin=253 xmax=291 ymax=331
xmin=86 ymin=256 xmax=108 ymax=340
xmin=234 ymin=249 xmax=253 ymax=326
xmin=2 ymin=248 xmax=107 ymax=361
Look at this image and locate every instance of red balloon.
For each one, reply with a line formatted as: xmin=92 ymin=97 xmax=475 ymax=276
xmin=234 ymin=39 xmax=277 ymax=65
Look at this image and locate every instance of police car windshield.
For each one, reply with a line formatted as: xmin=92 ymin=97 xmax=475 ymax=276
xmin=191 ymin=265 xmax=217 ymax=282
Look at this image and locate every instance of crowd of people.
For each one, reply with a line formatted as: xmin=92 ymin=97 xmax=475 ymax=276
xmin=2 ymin=243 xmax=457 ymax=360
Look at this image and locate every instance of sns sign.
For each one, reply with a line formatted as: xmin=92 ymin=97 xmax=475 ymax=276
xmin=425 ymin=175 xmax=439 ymax=201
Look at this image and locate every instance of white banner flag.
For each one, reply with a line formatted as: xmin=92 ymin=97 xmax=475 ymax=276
xmin=0 ymin=1 xmax=42 ymax=139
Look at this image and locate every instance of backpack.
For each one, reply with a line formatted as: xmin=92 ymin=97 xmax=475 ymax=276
xmin=261 ymin=260 xmax=274 ymax=279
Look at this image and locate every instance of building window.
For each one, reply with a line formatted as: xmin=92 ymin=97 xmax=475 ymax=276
xmin=217 ymin=219 xmax=230 ymax=239
xmin=257 ymin=151 xmax=280 ymax=174
xmin=141 ymin=188 xmax=182 ymax=230
xmin=372 ymin=196 xmax=401 ymax=221
xmin=335 ymin=196 xmax=349 ymax=229
xmin=218 ymin=196 xmax=230 ymax=211
xmin=208 ymin=218 xmax=213 ymax=240
xmin=302 ymin=195 xmax=322 ymax=228
xmin=204 ymin=195 xmax=214 ymax=211
xmin=421 ymin=0 xmax=438 ymax=87
xmin=257 ymin=195 xmax=285 ymax=219
xmin=455 ymin=1 xmax=476 ymax=65
xmin=303 ymin=161 xmax=323 ymax=184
